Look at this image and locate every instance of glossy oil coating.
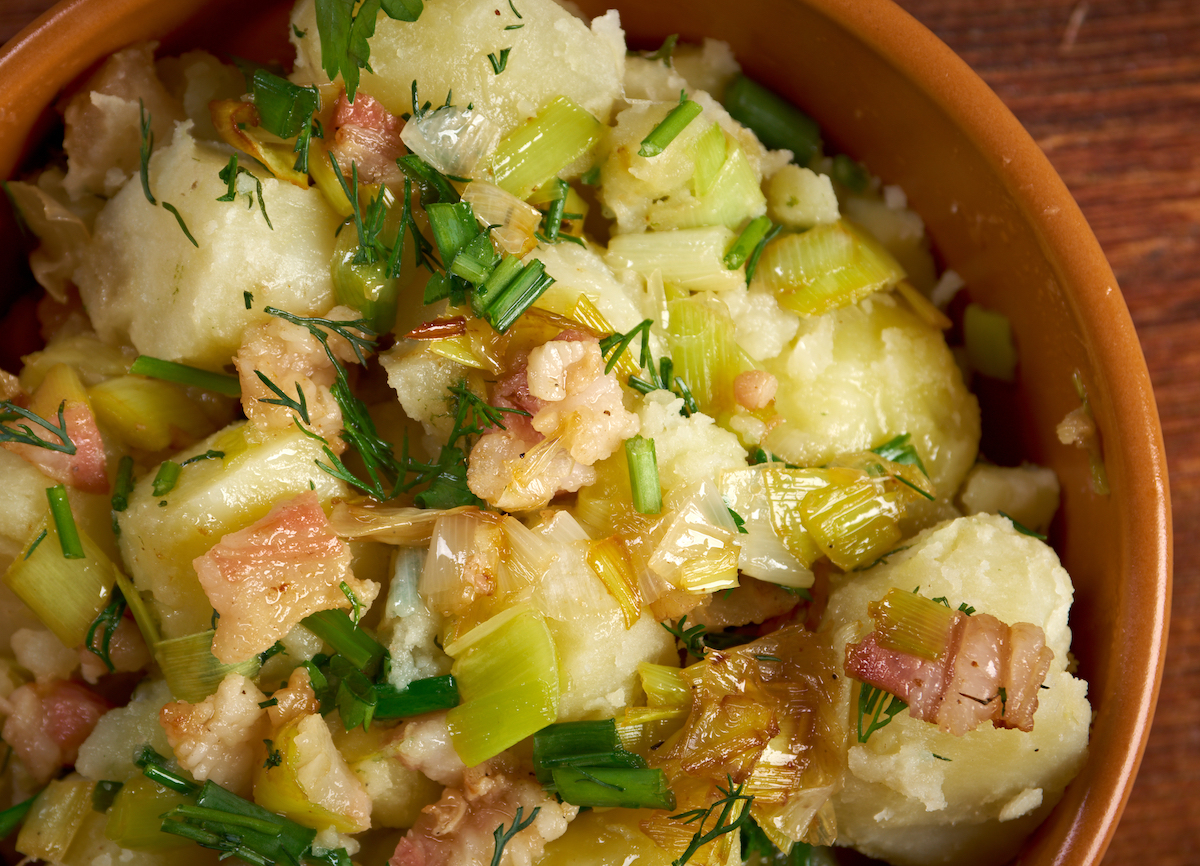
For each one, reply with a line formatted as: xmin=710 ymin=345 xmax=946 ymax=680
xmin=0 ymin=1 xmax=1171 ymax=864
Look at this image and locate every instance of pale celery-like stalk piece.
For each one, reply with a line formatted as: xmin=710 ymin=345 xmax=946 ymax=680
xmin=491 ymin=96 xmax=602 ymax=201
xmin=156 ymin=630 xmax=260 ymax=703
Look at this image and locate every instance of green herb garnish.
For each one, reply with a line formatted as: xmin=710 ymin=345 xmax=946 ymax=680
xmin=639 ymin=91 xmax=703 ymax=158
xmin=669 ymin=775 xmax=754 ymax=866
xmin=856 ymin=681 xmax=907 ymax=743
xmin=487 ymin=47 xmax=512 ymax=74
xmin=85 ymin=586 xmax=127 ymax=673
xmin=47 ymin=484 xmax=85 ymax=559
xmin=0 ymin=400 xmax=76 ymax=454
xmin=489 ymin=806 xmax=541 ymax=866
xmin=314 ymin=0 xmax=424 ymax=102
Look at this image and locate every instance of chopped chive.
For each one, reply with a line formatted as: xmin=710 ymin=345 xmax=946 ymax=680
xmin=895 ymin=474 xmax=936 ymax=501
xmin=169 ymin=804 xmax=285 ymax=837
xmin=374 ymin=674 xmax=460 ymax=719
xmin=723 ymin=215 xmax=774 ymax=270
xmin=258 ymin=698 xmax=278 ymax=709
xmin=722 ymin=74 xmax=822 ymax=164
xmin=244 ymin=290 xmax=254 ymax=309
xmin=550 ymin=767 xmax=674 ymax=810
xmin=46 ymin=485 xmax=85 ymax=559
xmin=507 ymin=0 xmax=522 ymax=17
xmin=129 ymin=356 xmax=241 ymax=397
xmin=638 ymin=95 xmax=703 ymax=158
xmin=162 ymin=202 xmax=198 ymax=247
xmin=999 ymin=511 xmax=1048 ymax=540
xmin=258 ymin=641 xmax=287 ymax=665
xmin=152 ymin=461 xmax=182 ymax=497
xmin=541 ymin=178 xmax=568 ymax=243
xmin=625 ymin=435 xmax=662 ymax=515
xmin=181 ymin=450 xmax=225 ymax=467
xmin=91 ymin=780 xmax=123 ymax=814
xmin=300 ymin=609 xmax=387 ymax=678
xmin=484 ymin=259 xmax=554 ymax=333
xmin=24 ymin=529 xmax=47 ymax=560
xmin=648 ymin=33 xmax=678 ymax=66
xmin=832 ymin=153 xmax=870 ymax=192
xmin=487 ymin=47 xmax=512 ymax=75
xmin=0 ymin=795 xmax=36 ymax=838
xmin=532 ymin=719 xmax=646 ymax=783
xmin=744 ymin=221 xmax=782 ymax=284
xmin=504 ymin=23 xmax=523 ymax=30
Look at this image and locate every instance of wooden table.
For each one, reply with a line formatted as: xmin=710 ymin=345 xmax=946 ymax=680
xmin=2 ymin=0 xmax=1197 ymax=863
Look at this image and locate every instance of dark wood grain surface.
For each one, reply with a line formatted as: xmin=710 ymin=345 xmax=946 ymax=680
xmin=2 ymin=0 xmax=1198 ymax=863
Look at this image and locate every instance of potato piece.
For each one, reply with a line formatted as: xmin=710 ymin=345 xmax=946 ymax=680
xmin=767 ymin=164 xmax=840 ymax=229
xmin=958 ymin=463 xmax=1061 ymax=534
xmin=290 ymin=0 xmax=625 ymax=138
xmin=821 ymin=514 xmax=1090 ymax=866
xmin=75 ymin=679 xmax=174 ymax=783
xmin=763 ymin=292 xmax=980 ymax=495
xmin=118 ymin=423 xmax=350 ymax=638
xmin=75 ymin=123 xmax=341 ymax=370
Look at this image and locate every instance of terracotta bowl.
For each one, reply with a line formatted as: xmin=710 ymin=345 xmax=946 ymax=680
xmin=0 ymin=1 xmax=1172 ymax=864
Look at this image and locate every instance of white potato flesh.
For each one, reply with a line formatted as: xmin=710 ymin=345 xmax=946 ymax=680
xmin=118 ymin=423 xmax=350 ymax=638
xmin=821 ymin=514 xmax=1091 ymax=866
xmin=763 ymin=292 xmax=980 ymax=495
xmin=290 ymin=0 xmax=625 ymax=138
xmin=959 ymin=463 xmax=1061 ymax=534
xmin=75 ymin=123 xmax=341 ymax=370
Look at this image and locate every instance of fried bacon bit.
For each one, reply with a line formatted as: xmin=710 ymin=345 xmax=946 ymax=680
xmin=265 ymin=665 xmax=321 ymax=732
xmin=733 ymin=370 xmax=778 ymax=410
xmin=233 ymin=305 xmax=365 ymax=453
xmin=389 ymin=749 xmax=577 ymax=866
xmin=159 ymin=672 xmax=268 ymax=796
xmin=0 ymin=680 xmax=111 ymax=784
xmin=405 ymin=317 xmax=469 ymax=341
xmin=845 ymin=608 xmax=1054 ymax=735
xmin=330 ymin=91 xmax=406 ymax=185
xmin=194 ymin=491 xmax=380 ymax=664
xmin=3 ymin=399 xmax=110 ymax=494
xmin=467 ymin=335 xmax=639 ymax=511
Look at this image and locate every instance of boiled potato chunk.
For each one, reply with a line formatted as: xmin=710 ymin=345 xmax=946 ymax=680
xmin=763 ymin=292 xmax=980 ymax=495
xmin=290 ymin=0 xmax=625 ymax=138
xmin=118 ymin=423 xmax=349 ymax=638
xmin=821 ymin=515 xmax=1091 ymax=866
xmin=75 ymin=123 xmax=341 ymax=370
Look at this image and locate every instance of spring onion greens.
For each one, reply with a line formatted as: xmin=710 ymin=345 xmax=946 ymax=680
xmin=313 ymin=0 xmax=424 ymax=102
xmin=92 ymin=780 xmax=123 ymax=814
xmin=46 ymin=485 xmax=84 ymax=559
xmin=722 ymin=74 xmax=821 ymax=164
xmin=128 ymin=356 xmax=241 ymax=397
xmin=532 ymin=720 xmax=672 ymax=808
xmin=639 ymin=91 xmax=703 ymax=158
xmin=489 ymin=806 xmax=540 ymax=866
xmin=0 ymin=400 xmax=75 ymax=454
xmin=551 ymin=767 xmax=676 ymax=810
xmin=151 ymin=461 xmax=182 ymax=497
xmin=250 ymin=70 xmax=319 ymax=140
xmin=625 ymin=435 xmax=662 ymax=515
xmin=531 ymin=719 xmax=647 ymax=782
xmin=648 ymin=33 xmax=679 ymax=66
xmin=84 ymin=586 xmax=127 ymax=673
xmin=217 ymin=154 xmax=272 ymax=229
xmin=373 ymin=674 xmax=460 ymax=719
xmin=669 ymin=775 xmax=754 ymax=866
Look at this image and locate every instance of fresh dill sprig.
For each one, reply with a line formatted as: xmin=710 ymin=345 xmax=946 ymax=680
xmin=0 ymin=401 xmax=76 ymax=454
xmin=489 ymin=806 xmax=541 ymax=866
xmin=84 ymin=586 xmax=127 ymax=673
xmin=598 ymin=319 xmax=698 ymax=415
xmin=662 ymin=615 xmax=709 ymax=660
xmin=254 ymin=371 xmax=311 ymax=425
xmin=216 ymin=154 xmax=273 ymax=229
xmin=856 ymin=681 xmax=907 ymax=743
xmin=138 ymin=101 xmax=197 ymax=246
xmin=340 ymin=581 xmax=363 ymax=625
xmin=669 ymin=775 xmax=754 ymax=866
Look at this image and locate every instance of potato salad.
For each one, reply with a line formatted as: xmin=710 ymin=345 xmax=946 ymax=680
xmin=0 ymin=1 xmax=1091 ymax=865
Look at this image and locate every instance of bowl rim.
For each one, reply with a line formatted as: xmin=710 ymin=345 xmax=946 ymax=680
xmin=0 ymin=1 xmax=1173 ymax=865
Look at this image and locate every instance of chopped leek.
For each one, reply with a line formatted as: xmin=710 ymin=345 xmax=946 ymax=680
xmin=761 ymin=467 xmax=828 ymax=567
xmin=5 ymin=514 xmax=116 ymax=647
xmin=638 ymin=662 xmax=689 ymax=708
xmin=585 ymin=536 xmax=643 ymax=628
xmin=16 ymin=776 xmax=94 ymax=863
xmin=157 ymin=630 xmax=261 ymax=703
xmin=722 ymin=74 xmax=821 ymax=164
xmin=639 ymin=94 xmax=703 ymax=158
xmin=689 ymin=122 xmax=726 ymax=198
xmin=798 ymin=469 xmax=902 ymax=570
xmin=89 ymin=376 xmax=215 ymax=452
xmin=606 ymin=226 xmax=744 ymax=293
xmin=625 ymin=436 xmax=663 ymax=515
xmin=46 ymin=484 xmax=84 ymax=559
xmin=331 ymin=226 xmax=402 ymax=334
xmin=491 ymin=96 xmax=602 ymax=200
xmin=128 ymin=356 xmax=241 ymax=397
xmin=550 ymin=767 xmax=675 ymax=810
xmin=445 ymin=605 xmax=559 ymax=766
xmin=666 ymin=296 xmax=757 ymax=418
xmin=759 ymin=219 xmax=905 ymax=314
xmin=963 ymin=303 xmax=1017 ymax=382
xmin=868 ymin=588 xmax=957 ymax=660
xmin=649 ymin=138 xmax=766 ymax=232
xmin=104 ymin=777 xmax=192 ymax=851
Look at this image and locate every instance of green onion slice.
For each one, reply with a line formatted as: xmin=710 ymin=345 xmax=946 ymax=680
xmin=129 ymin=356 xmax=241 ymax=397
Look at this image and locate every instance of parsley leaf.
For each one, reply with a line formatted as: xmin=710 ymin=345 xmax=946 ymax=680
xmin=314 ymin=0 xmax=423 ymax=102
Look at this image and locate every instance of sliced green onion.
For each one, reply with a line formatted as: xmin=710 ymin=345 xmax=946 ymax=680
xmin=722 ymin=74 xmax=821 ymax=164
xmin=625 ymin=436 xmax=662 ymax=515
xmin=550 ymin=767 xmax=674 ymax=810
xmin=868 ymin=588 xmax=957 ymax=660
xmin=963 ymin=303 xmax=1017 ymax=382
xmin=639 ymin=96 xmax=703 ymax=158
xmin=157 ymin=630 xmax=261 ymax=703
xmin=300 ymin=609 xmax=387 ymax=678
xmin=832 ymin=153 xmax=870 ymax=192
xmin=0 ymin=795 xmax=35 ymax=839
xmin=111 ymin=455 xmax=136 ymax=515
xmin=450 ymin=233 xmax=501 ymax=285
xmin=397 ymin=154 xmax=460 ymax=205
xmin=251 ymin=70 xmax=319 ymax=139
xmin=491 ymin=96 xmax=602 ymax=200
xmin=128 ymin=356 xmax=241 ymax=397
xmin=152 ymin=461 xmax=182 ymax=497
xmin=44 ymin=485 xmax=84 ymax=559
xmin=484 ymin=259 xmax=554 ymax=333
xmin=532 ymin=719 xmax=646 ymax=783
xmin=427 ymin=201 xmax=481 ymax=265
xmin=374 ymin=674 xmax=460 ymax=719
xmin=445 ymin=605 xmax=559 ymax=767
xmin=724 ymin=215 xmax=774 ymax=270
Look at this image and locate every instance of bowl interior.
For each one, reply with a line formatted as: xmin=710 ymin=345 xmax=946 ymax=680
xmin=0 ymin=1 xmax=1171 ymax=864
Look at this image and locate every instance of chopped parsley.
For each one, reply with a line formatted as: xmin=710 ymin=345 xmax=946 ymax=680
xmin=313 ymin=0 xmax=424 ymax=102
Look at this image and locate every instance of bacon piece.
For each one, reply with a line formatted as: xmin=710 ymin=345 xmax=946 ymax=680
xmin=330 ymin=91 xmax=405 ymax=185
xmin=389 ymin=750 xmax=576 ymax=866
xmin=194 ymin=491 xmax=380 ymax=663
xmin=844 ymin=606 xmax=1054 ymax=736
xmin=733 ymin=370 xmax=778 ymax=410
xmin=0 ymin=680 xmax=111 ymax=783
xmin=3 ymin=400 xmax=109 ymax=493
